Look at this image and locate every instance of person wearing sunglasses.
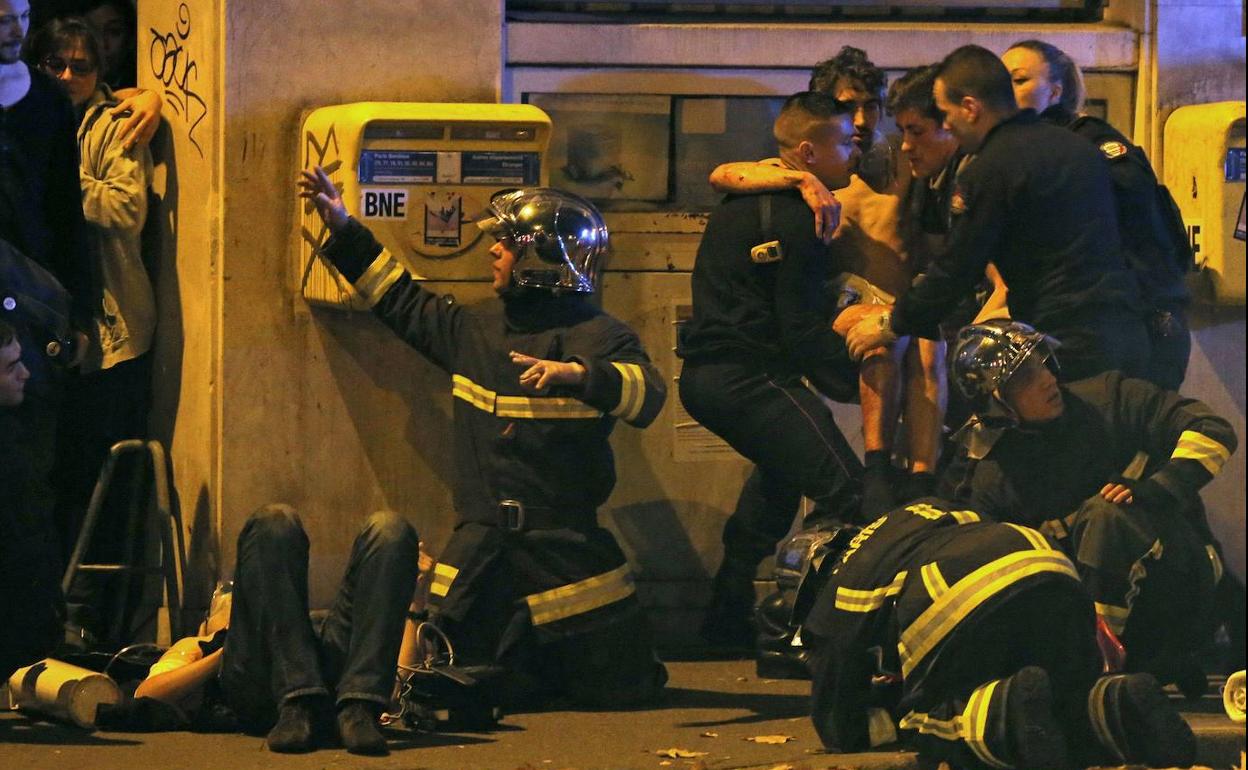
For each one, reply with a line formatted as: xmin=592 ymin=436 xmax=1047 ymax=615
xmin=25 ymin=16 xmax=157 ymax=650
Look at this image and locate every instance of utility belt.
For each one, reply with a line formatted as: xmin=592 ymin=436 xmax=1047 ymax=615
xmin=488 ymin=499 xmax=591 ymax=532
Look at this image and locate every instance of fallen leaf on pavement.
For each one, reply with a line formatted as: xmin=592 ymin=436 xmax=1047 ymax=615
xmin=746 ymin=734 xmax=796 ymax=744
xmin=655 ymin=747 xmax=709 ymax=758
xmin=700 ymin=731 xmax=719 ymax=738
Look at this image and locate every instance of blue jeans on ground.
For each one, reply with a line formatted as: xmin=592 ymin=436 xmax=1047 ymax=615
xmin=218 ymin=504 xmax=419 ymax=732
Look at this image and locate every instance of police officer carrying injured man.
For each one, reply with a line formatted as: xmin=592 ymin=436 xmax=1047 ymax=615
xmin=802 ymin=496 xmax=1198 ymax=770
xmin=944 ymin=320 xmax=1236 ymax=695
xmin=300 ymin=169 xmax=668 ymax=708
xmin=843 ymin=45 xmax=1151 ymax=383
xmin=679 ymin=92 xmax=864 ymax=647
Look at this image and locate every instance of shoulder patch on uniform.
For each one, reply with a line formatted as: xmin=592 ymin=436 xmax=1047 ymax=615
xmin=949 ymin=185 xmax=967 ymax=215
xmin=1100 ymin=141 xmax=1128 ymax=160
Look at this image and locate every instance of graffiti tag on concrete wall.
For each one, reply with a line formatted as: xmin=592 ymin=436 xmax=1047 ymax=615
xmin=149 ymin=3 xmax=208 ymax=158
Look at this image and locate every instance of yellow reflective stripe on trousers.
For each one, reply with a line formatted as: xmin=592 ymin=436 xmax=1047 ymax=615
xmin=1172 ymin=430 xmax=1232 ymax=475
xmin=451 ymin=374 xmax=602 ymax=419
xmin=921 ymin=562 xmax=950 ymax=600
xmin=835 ymin=570 xmax=908 ymax=613
xmin=1088 ymin=675 xmax=1128 ymax=763
xmin=525 ymin=565 xmax=635 ymax=626
xmin=354 ymin=249 xmax=407 ymax=307
xmin=899 ymin=550 xmax=1079 ymax=677
xmin=609 ymin=362 xmax=646 ymax=422
xmin=964 ymin=679 xmax=1010 ymax=769
xmin=429 ymin=562 xmax=460 ymax=598
xmin=897 ymin=679 xmax=1010 ymax=769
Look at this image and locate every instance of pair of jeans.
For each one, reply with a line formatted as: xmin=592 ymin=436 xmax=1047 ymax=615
xmin=218 ymin=504 xmax=419 ymax=732
xmin=679 ymin=361 xmax=863 ymax=575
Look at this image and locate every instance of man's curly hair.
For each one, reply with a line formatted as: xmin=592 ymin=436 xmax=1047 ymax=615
xmin=809 ymin=46 xmax=887 ymax=101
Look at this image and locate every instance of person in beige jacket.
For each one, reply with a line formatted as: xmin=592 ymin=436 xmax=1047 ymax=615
xmin=27 ymin=16 xmax=155 ymax=646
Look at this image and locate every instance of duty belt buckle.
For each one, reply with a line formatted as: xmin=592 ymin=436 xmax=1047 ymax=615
xmin=499 ymin=499 xmax=525 ymax=531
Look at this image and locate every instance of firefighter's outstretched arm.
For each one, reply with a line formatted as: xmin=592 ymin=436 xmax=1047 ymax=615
xmin=557 ymin=330 xmax=667 ymax=429
xmin=299 ymin=166 xmax=463 ymax=371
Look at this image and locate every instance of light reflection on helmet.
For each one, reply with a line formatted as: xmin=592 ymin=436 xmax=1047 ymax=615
xmin=474 ymin=188 xmax=609 ymax=294
xmin=951 ymin=320 xmax=1060 ymax=400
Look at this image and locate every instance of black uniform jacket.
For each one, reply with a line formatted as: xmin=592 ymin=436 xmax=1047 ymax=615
xmin=891 ymin=110 xmax=1142 ymax=339
xmin=951 ymin=372 xmax=1236 ymax=528
xmin=322 ymin=218 xmax=667 ymax=527
xmin=679 ymin=189 xmax=856 ymax=401
xmin=1042 ymin=106 xmax=1190 ymax=307
xmin=804 ymin=499 xmax=1079 ymax=752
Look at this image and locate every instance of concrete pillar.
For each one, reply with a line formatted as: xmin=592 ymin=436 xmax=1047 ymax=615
xmin=141 ymin=0 xmax=503 ymax=606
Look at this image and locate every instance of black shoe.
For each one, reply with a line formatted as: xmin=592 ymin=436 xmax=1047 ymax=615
xmin=338 ymin=700 xmax=387 ymax=756
xmin=1086 ymin=672 xmax=1196 ymax=768
xmin=1003 ymin=667 xmax=1071 ymax=770
xmin=267 ymin=698 xmax=318 ymax=753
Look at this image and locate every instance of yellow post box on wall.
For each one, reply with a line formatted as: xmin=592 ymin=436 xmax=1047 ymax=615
xmin=296 ymin=103 xmax=551 ymax=309
xmin=1163 ymin=101 xmax=1246 ymax=304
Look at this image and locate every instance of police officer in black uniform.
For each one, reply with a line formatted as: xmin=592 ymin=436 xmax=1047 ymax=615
xmin=300 ymin=171 xmax=668 ymax=708
xmin=1004 ymin=39 xmax=1192 ymax=390
xmin=845 ymin=45 xmax=1150 ymax=383
xmin=679 ymin=92 xmax=864 ymax=646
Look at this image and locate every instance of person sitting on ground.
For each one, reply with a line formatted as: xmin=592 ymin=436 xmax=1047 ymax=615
xmin=943 ymin=320 xmax=1236 ymax=695
xmin=802 ymin=496 xmax=1197 ymax=770
xmin=135 ymin=505 xmax=420 ymax=755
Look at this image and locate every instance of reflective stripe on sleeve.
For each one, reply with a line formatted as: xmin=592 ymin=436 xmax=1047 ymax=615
xmin=354 ymin=248 xmax=407 ymax=307
xmin=1005 ymin=523 xmax=1055 ymax=552
xmin=835 ymin=571 xmax=908 ymax=613
xmin=429 ymin=562 xmax=460 ymax=598
xmin=1172 ymin=430 xmax=1232 ymax=475
xmin=451 ymin=374 xmax=603 ymax=420
xmin=525 ymin=565 xmax=636 ymax=626
xmin=609 ymin=362 xmax=647 ymax=422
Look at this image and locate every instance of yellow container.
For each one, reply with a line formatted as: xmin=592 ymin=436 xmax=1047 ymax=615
xmin=1163 ymin=101 xmax=1246 ymax=304
xmin=295 ymin=103 xmax=551 ymax=309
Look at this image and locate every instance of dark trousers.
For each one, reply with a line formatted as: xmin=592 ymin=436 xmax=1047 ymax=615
xmin=1046 ymin=309 xmax=1150 ymax=382
xmin=56 ymin=354 xmax=153 ymax=640
xmin=896 ymin=581 xmax=1103 ymax=769
xmin=1143 ymin=304 xmax=1190 ymax=391
xmin=219 ymin=504 xmax=419 ymax=732
xmin=679 ymin=361 xmax=863 ymax=575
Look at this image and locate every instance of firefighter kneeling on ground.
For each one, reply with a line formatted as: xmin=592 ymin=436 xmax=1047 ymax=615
xmin=800 ymin=497 xmax=1196 ymax=770
xmin=943 ymin=320 xmax=1237 ymax=695
xmin=301 ymin=170 xmax=668 ymax=711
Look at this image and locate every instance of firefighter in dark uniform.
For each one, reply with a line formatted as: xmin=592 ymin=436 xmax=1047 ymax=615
xmin=803 ymin=497 xmax=1197 ymax=770
xmin=300 ymin=170 xmax=667 ymax=707
xmin=1003 ymin=40 xmax=1193 ymax=390
xmin=943 ymin=320 xmax=1236 ymax=694
xmin=678 ymin=92 xmax=864 ymax=646
xmin=845 ymin=45 xmax=1149 ymax=383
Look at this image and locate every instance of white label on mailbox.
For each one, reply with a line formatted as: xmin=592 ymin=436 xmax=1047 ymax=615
xmin=361 ymin=189 xmax=408 ymax=220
